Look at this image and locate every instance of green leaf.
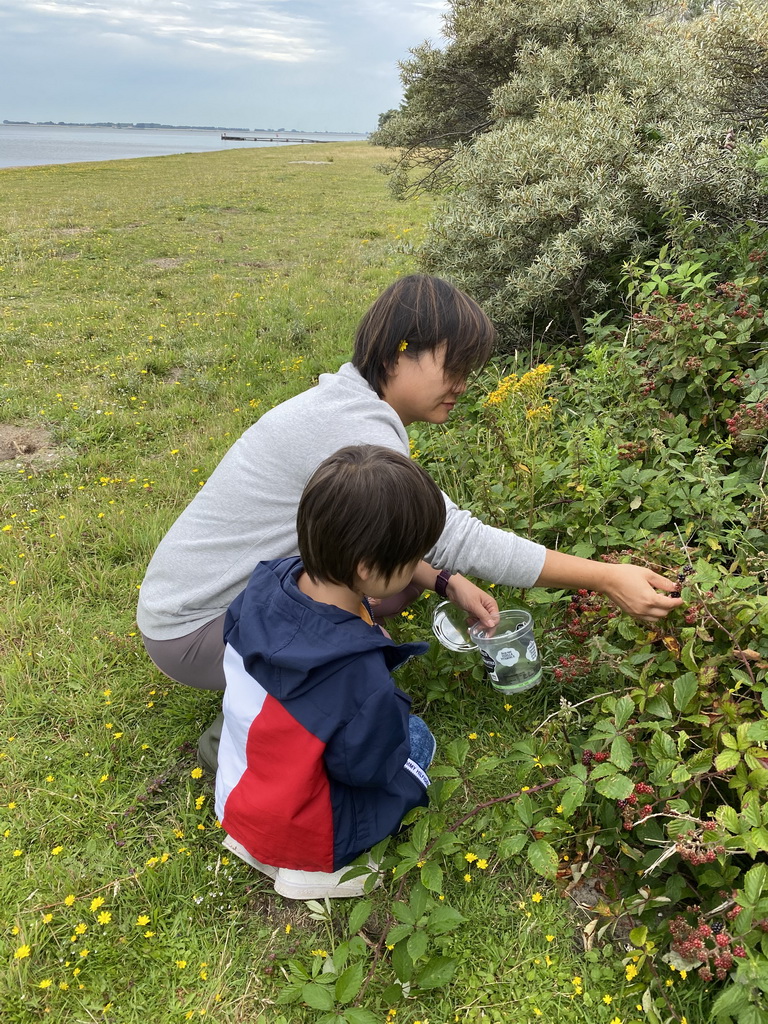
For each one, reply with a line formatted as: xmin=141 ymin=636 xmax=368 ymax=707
xmin=444 ymin=737 xmax=470 ymax=766
xmin=715 ymin=748 xmax=742 ymax=771
xmin=497 ymin=833 xmax=527 ymax=858
xmin=594 ymin=773 xmax=635 ymax=800
xmin=347 ymin=900 xmax=372 ymax=936
xmin=748 ymin=721 xmax=768 ymax=743
xmin=391 ymin=901 xmax=416 ymax=925
xmin=614 ymin=696 xmax=635 ymax=730
xmin=391 ymin=942 xmax=413 ymax=983
xmin=642 ymin=509 xmax=672 ymax=529
xmin=681 ymin=639 xmax=698 ymax=672
xmin=411 ymin=817 xmax=429 ymax=852
xmin=345 ymin=1010 xmax=381 ymax=1024
xmin=610 ymin=735 xmax=633 ymax=771
xmin=650 ymin=731 xmax=676 ymax=760
xmin=557 ymin=778 xmax=586 ymax=817
xmin=409 ymin=882 xmax=429 ymax=919
xmin=650 ymin=758 xmax=678 ymax=786
xmin=413 ymin=955 xmax=457 ymax=990
xmin=687 ymin=747 xmax=713 ymax=774
xmin=302 ymin=984 xmax=335 ymax=1011
xmin=407 ymin=929 xmax=429 ymax=962
xmin=673 ymin=673 xmax=698 ymax=712
xmin=516 ymin=793 xmax=533 ymax=827
xmin=420 ymin=861 xmax=443 ymax=894
xmin=716 ymin=805 xmax=741 ymax=834
xmin=335 ymin=963 xmax=364 ymax=1004
xmin=742 ymin=794 xmax=762 ymax=829
xmin=711 ymin=981 xmax=751 ymax=1017
xmin=426 ymin=905 xmax=466 ymax=936
xmin=527 ymin=839 xmax=558 ymax=879
xmin=275 ymin=983 xmax=305 ymax=1005
xmin=744 ymin=863 xmax=768 ymax=906
xmin=386 ymin=923 xmax=413 ymax=946
xmin=629 ymin=925 xmax=648 ymax=947
xmin=645 ymin=696 xmax=673 ymax=719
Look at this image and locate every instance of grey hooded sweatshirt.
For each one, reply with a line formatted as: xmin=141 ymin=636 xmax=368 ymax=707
xmin=137 ymin=363 xmax=545 ymax=640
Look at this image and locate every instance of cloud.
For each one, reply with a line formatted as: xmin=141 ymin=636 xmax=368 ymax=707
xmin=11 ymin=0 xmax=328 ymax=62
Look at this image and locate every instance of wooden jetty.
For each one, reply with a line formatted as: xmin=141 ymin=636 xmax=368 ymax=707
xmin=220 ymin=134 xmax=330 ymax=143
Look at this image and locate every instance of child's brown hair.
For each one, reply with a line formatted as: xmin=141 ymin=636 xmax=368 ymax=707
xmin=297 ymin=444 xmax=446 ymax=587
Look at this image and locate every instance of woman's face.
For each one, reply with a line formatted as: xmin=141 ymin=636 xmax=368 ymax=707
xmin=380 ymin=344 xmax=467 ymax=426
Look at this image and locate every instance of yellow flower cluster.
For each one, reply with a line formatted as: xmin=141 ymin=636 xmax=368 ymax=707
xmin=484 ymin=364 xmax=555 ymax=407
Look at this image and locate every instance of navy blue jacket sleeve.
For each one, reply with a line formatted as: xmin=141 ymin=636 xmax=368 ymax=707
xmin=324 ymin=682 xmax=412 ymax=789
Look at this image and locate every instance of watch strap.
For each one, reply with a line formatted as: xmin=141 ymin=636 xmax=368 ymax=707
xmin=435 ymin=569 xmax=453 ymax=598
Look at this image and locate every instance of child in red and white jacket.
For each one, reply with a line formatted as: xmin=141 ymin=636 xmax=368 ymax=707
xmin=215 ymin=445 xmax=448 ymax=900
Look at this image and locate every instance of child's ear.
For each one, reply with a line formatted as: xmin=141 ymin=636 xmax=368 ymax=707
xmin=356 ymin=562 xmax=372 ymax=584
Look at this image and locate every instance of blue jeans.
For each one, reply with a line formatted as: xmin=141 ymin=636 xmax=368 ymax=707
xmin=409 ymin=715 xmax=436 ymax=772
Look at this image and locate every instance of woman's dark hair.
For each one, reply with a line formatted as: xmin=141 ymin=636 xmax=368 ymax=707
xmin=297 ymin=444 xmax=446 ymax=587
xmin=352 ymin=274 xmax=497 ymax=395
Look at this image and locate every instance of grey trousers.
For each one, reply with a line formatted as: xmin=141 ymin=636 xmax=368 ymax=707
xmin=141 ymin=612 xmax=228 ymax=691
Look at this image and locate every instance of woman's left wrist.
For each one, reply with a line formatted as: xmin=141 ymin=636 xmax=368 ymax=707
xmin=435 ymin=569 xmax=453 ymax=598
xmin=443 ymin=571 xmax=462 ymax=599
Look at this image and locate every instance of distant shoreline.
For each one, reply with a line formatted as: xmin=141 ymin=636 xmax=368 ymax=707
xmin=3 ymin=120 xmax=368 ymax=136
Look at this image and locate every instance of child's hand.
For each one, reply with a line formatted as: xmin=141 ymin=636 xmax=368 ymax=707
xmin=444 ymin=574 xmax=499 ymax=630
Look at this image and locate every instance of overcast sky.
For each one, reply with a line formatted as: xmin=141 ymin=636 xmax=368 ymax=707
xmin=1 ymin=0 xmax=449 ymax=133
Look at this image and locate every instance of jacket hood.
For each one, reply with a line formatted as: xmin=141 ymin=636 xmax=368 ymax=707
xmin=224 ymin=557 xmax=428 ymax=700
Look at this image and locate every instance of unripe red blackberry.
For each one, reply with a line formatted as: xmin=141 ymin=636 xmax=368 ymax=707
xmin=593 ymin=751 xmax=609 ymax=763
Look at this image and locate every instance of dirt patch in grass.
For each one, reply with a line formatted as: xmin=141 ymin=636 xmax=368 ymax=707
xmin=59 ymin=226 xmax=92 ymax=236
xmin=147 ymin=257 xmax=183 ymax=269
xmin=0 ymin=423 xmax=61 ymax=468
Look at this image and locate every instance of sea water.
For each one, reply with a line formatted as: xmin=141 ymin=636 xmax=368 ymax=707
xmin=0 ymin=124 xmax=368 ymax=170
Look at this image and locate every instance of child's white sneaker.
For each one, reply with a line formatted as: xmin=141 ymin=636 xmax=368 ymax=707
xmin=273 ymin=860 xmax=381 ymax=900
xmin=222 ymin=834 xmax=278 ymax=880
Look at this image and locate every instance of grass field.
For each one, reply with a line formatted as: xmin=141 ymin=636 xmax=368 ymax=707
xmin=0 ymin=143 xmax=702 ymax=1023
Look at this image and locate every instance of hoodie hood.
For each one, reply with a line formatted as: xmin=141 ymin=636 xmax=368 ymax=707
xmin=224 ymin=557 xmax=428 ymax=701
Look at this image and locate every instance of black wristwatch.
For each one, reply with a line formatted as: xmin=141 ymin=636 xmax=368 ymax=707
xmin=435 ymin=569 xmax=453 ymax=598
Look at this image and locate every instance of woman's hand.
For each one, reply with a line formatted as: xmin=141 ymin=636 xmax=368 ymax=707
xmin=598 ymin=562 xmax=683 ymax=621
xmin=444 ymin=573 xmax=499 ymax=630
xmin=536 ymin=549 xmax=683 ymax=621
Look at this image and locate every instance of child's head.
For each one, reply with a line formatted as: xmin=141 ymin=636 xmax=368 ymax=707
xmin=352 ymin=274 xmax=497 ymax=397
xmin=297 ymin=444 xmax=446 ymax=590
